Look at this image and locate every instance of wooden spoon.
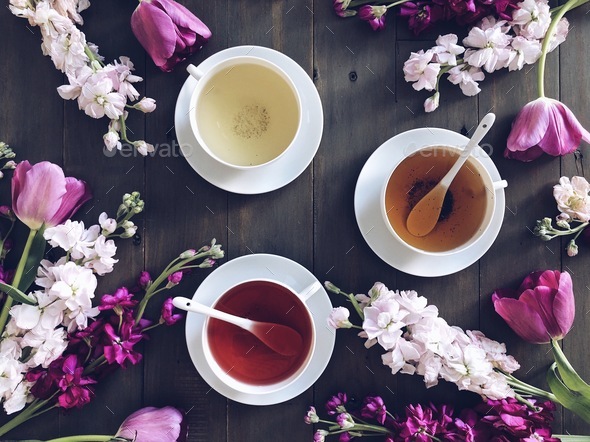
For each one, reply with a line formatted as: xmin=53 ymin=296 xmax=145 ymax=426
xmin=406 ymin=113 xmax=496 ymax=237
xmin=173 ymin=296 xmax=303 ymax=356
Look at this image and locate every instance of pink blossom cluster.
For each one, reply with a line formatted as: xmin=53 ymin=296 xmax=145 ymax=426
xmin=0 ymin=210 xmax=124 ymax=413
xmin=307 ymin=392 xmax=559 ymax=441
xmin=328 ymin=282 xmax=520 ymax=400
xmin=403 ymin=0 xmax=569 ymax=112
xmin=8 ymin=0 xmax=157 ymax=155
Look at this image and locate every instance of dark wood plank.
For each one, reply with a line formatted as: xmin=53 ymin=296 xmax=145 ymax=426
xmin=478 ymin=50 xmax=563 ymax=430
xmin=313 ymin=0 xmax=402 ymax=416
xmin=58 ymin=0 xmax=148 ymax=436
xmin=558 ymin=1 xmax=590 ymax=435
xmin=142 ymin=1 xmax=230 ymax=441
xmin=223 ymin=1 xmax=314 ymax=441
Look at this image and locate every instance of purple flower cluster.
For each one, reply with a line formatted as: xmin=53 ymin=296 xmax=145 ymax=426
xmin=308 ymin=393 xmax=559 ymax=441
xmin=334 ymin=0 xmax=522 ymax=35
xmin=23 ymin=271 xmax=186 ymax=410
xmin=399 ymin=0 xmax=521 ymax=35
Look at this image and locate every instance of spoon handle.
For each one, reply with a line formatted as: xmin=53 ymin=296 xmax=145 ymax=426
xmin=172 ymin=296 xmax=252 ymax=330
xmin=439 ymin=113 xmax=496 ymax=189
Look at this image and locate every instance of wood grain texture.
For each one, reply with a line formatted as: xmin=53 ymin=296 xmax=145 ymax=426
xmin=1 ymin=0 xmax=590 ymax=439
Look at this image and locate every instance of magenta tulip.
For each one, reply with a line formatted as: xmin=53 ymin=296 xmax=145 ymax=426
xmin=131 ymin=0 xmax=212 ymax=72
xmin=492 ymin=270 xmax=575 ymax=344
xmin=12 ymin=161 xmax=91 ymax=230
xmin=504 ymin=97 xmax=590 ymax=162
xmin=115 ymin=406 xmax=187 ymax=442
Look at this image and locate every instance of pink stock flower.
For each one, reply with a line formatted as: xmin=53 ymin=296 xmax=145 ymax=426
xmin=358 ymin=5 xmax=387 ymax=31
xmin=361 ymin=396 xmax=387 ymax=424
xmin=12 ymin=161 xmax=92 ymax=230
xmin=492 ymin=270 xmax=575 ymax=344
xmin=114 ymin=406 xmax=187 ymax=442
xmin=138 ymin=270 xmax=152 ymax=289
xmin=504 ymin=97 xmax=590 ymax=161
xmin=168 ymin=270 xmax=183 ymax=285
xmin=161 ymin=297 xmax=184 ymax=326
xmin=103 ymin=313 xmax=145 ymax=367
xmin=131 ymin=0 xmax=212 ymax=72
xmin=333 ymin=0 xmax=356 ymax=17
xmin=99 ymin=287 xmax=137 ymax=312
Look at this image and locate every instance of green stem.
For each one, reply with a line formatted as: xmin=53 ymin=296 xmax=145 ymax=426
xmin=505 ymin=374 xmax=557 ymax=401
xmin=0 ymin=398 xmax=49 ymax=437
xmin=83 ymin=355 xmax=106 ymax=375
xmin=538 ymin=0 xmax=580 ymax=97
xmin=46 ymin=436 xmax=114 ymax=442
xmin=0 ymin=228 xmax=37 ymax=332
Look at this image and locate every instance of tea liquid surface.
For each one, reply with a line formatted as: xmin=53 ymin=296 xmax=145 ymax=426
xmin=385 ymin=146 xmax=489 ymax=252
xmin=207 ymin=281 xmax=313 ymax=385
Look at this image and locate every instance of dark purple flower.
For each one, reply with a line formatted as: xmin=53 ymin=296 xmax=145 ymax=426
xmin=397 ymin=403 xmax=439 ymax=441
xmin=326 ymin=392 xmax=348 ymax=415
xmin=358 ymin=5 xmax=387 ymax=31
xmin=0 ymin=264 xmax=14 ymax=285
xmin=339 ymin=432 xmax=352 ymax=442
xmin=138 ymin=270 xmax=152 ymax=289
xmin=99 ymin=287 xmax=137 ymax=312
xmin=161 ymin=297 xmax=184 ymax=326
xmin=131 ymin=0 xmax=212 ymax=72
xmin=103 ymin=313 xmax=145 ymax=367
xmin=399 ymin=2 xmax=443 ymax=35
xmin=27 ymin=355 xmax=96 ymax=409
xmin=167 ymin=271 xmax=183 ymax=286
xmin=66 ymin=319 xmax=106 ymax=362
xmin=361 ymin=396 xmax=387 ymax=424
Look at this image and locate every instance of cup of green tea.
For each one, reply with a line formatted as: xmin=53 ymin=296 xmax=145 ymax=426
xmin=381 ymin=144 xmax=507 ymax=255
xmin=201 ymin=279 xmax=317 ymax=395
xmin=187 ymin=56 xmax=302 ymax=169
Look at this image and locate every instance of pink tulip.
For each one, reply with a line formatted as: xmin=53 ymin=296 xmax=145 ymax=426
xmin=504 ymin=97 xmax=590 ymax=162
xmin=131 ymin=0 xmax=212 ymax=72
xmin=492 ymin=270 xmax=575 ymax=344
xmin=115 ymin=406 xmax=187 ymax=442
xmin=12 ymin=161 xmax=91 ymax=230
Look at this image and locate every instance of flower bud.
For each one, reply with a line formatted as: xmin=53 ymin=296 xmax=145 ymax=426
xmin=104 ymin=131 xmax=122 ymax=151
xmin=424 ymin=92 xmax=440 ymax=113
xmin=567 ymin=240 xmax=579 ymax=257
xmin=324 ymin=281 xmax=340 ymax=294
xmin=138 ymin=271 xmax=152 ymax=289
xmin=199 ymin=258 xmax=216 ymax=268
xmin=135 ymin=97 xmax=157 ymax=113
xmin=166 ymin=271 xmax=183 ymax=288
xmin=179 ymin=249 xmax=196 ymax=259
xmin=99 ymin=212 xmax=117 ymax=234
xmin=540 ymin=234 xmax=552 ymax=241
xmin=556 ymin=219 xmax=571 ymax=229
xmin=0 ymin=206 xmax=15 ymax=221
xmin=304 ymin=406 xmax=319 ymax=424
xmin=134 ymin=140 xmax=155 ymax=156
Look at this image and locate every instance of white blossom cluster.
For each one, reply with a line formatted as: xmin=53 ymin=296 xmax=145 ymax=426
xmin=328 ymin=282 xmax=520 ymax=400
xmin=0 ymin=212 xmax=119 ymax=414
xmin=8 ymin=0 xmax=157 ymax=155
xmin=403 ymin=0 xmax=569 ymax=112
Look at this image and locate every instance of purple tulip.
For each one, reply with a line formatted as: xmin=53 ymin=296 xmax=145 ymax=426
xmin=492 ymin=270 xmax=575 ymax=344
xmin=504 ymin=97 xmax=590 ymax=161
xmin=12 ymin=161 xmax=91 ymax=230
xmin=115 ymin=406 xmax=187 ymax=442
xmin=131 ymin=0 xmax=212 ymax=72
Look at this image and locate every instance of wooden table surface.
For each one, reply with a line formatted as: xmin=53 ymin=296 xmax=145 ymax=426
xmin=1 ymin=0 xmax=590 ymax=440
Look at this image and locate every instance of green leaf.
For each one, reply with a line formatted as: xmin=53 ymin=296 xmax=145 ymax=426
xmin=547 ymin=363 xmax=590 ymax=423
xmin=552 ymin=339 xmax=590 ymax=396
xmin=0 ymin=281 xmax=36 ymax=305
xmin=16 ymin=228 xmax=47 ymax=293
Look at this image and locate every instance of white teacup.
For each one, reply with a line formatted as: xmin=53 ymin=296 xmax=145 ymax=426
xmin=187 ymin=56 xmax=302 ymax=169
xmin=380 ymin=144 xmax=507 ymax=256
xmin=201 ymin=278 xmax=318 ymax=395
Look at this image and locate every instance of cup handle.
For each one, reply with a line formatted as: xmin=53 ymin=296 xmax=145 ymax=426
xmin=298 ymin=281 xmax=322 ymax=302
xmin=187 ymin=64 xmax=205 ymax=81
xmin=493 ymin=179 xmax=508 ymax=190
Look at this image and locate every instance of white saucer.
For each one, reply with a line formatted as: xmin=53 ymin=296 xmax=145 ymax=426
xmin=184 ymin=254 xmax=335 ymax=405
xmin=175 ymin=46 xmax=324 ymax=194
xmin=354 ymin=128 xmax=506 ymax=277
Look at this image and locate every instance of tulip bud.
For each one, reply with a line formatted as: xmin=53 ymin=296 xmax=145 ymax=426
xmin=135 ymin=97 xmax=157 ymax=113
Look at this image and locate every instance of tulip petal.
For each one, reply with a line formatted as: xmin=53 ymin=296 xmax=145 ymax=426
xmin=538 ymin=99 xmax=585 ymax=156
xmin=535 ymin=269 xmax=560 ymax=290
xmin=47 ymin=177 xmax=92 ymax=227
xmin=506 ymin=98 xmax=550 ymax=154
xmin=492 ymin=293 xmax=550 ymax=343
xmin=13 ymin=162 xmax=66 ymax=230
xmin=152 ymin=0 xmax=212 ymax=42
xmin=553 ymin=271 xmax=575 ymax=337
xmin=519 ymin=287 xmax=562 ymax=339
xmin=131 ymin=3 xmax=177 ymax=69
xmin=116 ymin=406 xmax=186 ymax=442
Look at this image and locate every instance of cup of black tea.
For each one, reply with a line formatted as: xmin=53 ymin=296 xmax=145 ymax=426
xmin=381 ymin=144 xmax=507 ymax=255
xmin=201 ymin=279 xmax=317 ymax=394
